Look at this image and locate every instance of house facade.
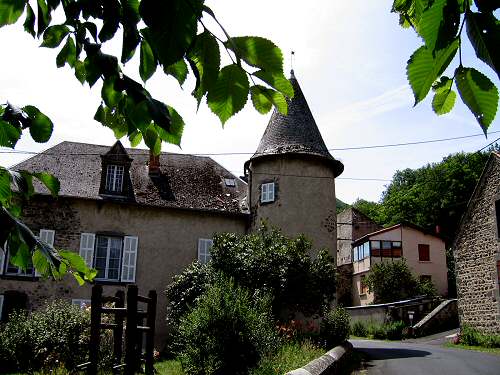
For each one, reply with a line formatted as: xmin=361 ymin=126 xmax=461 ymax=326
xmin=0 ymin=72 xmax=344 ymax=344
xmin=349 ymin=223 xmax=448 ymax=306
xmin=453 ymin=152 xmax=500 ymax=334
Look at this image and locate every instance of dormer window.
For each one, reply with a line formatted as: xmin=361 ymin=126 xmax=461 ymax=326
xmin=261 ymin=182 xmax=275 ymax=203
xmin=106 ymin=165 xmax=124 ymax=193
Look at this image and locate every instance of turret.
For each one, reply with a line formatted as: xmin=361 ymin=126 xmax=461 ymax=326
xmin=244 ymin=71 xmax=343 ymax=259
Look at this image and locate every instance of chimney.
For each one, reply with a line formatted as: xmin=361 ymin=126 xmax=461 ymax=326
xmin=149 ymin=150 xmax=160 ymax=176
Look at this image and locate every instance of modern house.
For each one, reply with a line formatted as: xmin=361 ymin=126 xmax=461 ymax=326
xmin=348 ymin=223 xmax=448 ymax=305
xmin=453 ymin=152 xmax=500 ymax=334
xmin=0 ymin=72 xmax=344 ymax=343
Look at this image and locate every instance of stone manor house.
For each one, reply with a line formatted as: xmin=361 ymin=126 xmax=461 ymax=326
xmin=0 ymin=72 xmax=344 ymax=342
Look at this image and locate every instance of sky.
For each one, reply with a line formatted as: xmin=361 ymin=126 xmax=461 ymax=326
xmin=0 ymin=0 xmax=499 ymax=204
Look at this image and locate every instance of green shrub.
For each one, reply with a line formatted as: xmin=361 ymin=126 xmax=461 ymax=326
xmin=460 ymin=325 xmax=500 ymax=348
xmin=320 ymin=306 xmax=350 ymax=347
xmin=368 ymin=323 xmax=387 ymax=340
xmin=416 ymin=279 xmax=438 ymax=297
xmin=0 ymin=300 xmax=113 ymax=373
xmin=350 ymin=320 xmax=368 ymax=337
xmin=176 ymin=278 xmax=280 ymax=375
xmin=384 ymin=321 xmax=406 ymax=340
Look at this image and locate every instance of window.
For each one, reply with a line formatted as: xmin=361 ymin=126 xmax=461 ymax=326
xmin=418 ymin=244 xmax=430 ymax=262
xmin=198 ymin=239 xmax=213 ymax=264
xmin=353 ymin=241 xmax=370 ymax=261
xmin=0 ymin=229 xmax=54 ymax=277
xmin=224 ymin=178 xmax=236 ymax=187
xmin=261 ymin=182 xmax=275 ymax=203
xmin=370 ymin=240 xmax=402 ymax=258
xmin=72 ymin=299 xmax=91 ymax=309
xmin=79 ymin=233 xmax=138 ymax=282
xmin=95 ymin=236 xmax=123 ymax=281
xmin=105 ymin=164 xmax=124 ymax=193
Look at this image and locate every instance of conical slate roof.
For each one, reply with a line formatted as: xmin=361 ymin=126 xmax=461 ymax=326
xmin=246 ymin=71 xmax=343 ymax=177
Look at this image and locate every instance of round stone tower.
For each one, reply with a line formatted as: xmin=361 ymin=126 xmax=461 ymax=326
xmin=244 ymin=71 xmax=344 ymax=259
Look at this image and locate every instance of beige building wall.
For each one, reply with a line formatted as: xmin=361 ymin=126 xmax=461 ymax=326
xmin=247 ymin=155 xmax=338 ymax=259
xmin=351 ymin=225 xmax=448 ymax=305
xmin=0 ymin=197 xmax=247 ymax=346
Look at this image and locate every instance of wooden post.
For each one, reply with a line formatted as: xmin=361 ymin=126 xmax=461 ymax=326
xmin=89 ymin=285 xmax=103 ymax=375
xmin=124 ymin=285 xmax=138 ymax=375
xmin=145 ymin=290 xmax=157 ymax=375
xmin=113 ymin=290 xmax=125 ymax=373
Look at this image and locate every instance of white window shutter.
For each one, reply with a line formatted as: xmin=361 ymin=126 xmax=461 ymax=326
xmin=79 ymin=233 xmax=95 ymax=268
xmin=121 ymin=236 xmax=138 ymax=282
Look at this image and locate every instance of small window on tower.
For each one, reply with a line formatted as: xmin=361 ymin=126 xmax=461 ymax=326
xmin=224 ymin=178 xmax=236 ymax=187
xmin=261 ymin=182 xmax=275 ymax=203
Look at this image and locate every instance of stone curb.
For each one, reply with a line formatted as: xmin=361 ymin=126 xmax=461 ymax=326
xmin=286 ymin=341 xmax=353 ymax=375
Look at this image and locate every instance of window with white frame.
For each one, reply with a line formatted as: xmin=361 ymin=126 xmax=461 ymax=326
xmin=198 ymin=239 xmax=213 ymax=264
xmin=0 ymin=229 xmax=54 ymax=277
xmin=224 ymin=178 xmax=236 ymax=187
xmin=105 ymin=164 xmax=125 ymax=193
xmin=261 ymin=182 xmax=275 ymax=203
xmin=79 ymin=233 xmax=138 ymax=282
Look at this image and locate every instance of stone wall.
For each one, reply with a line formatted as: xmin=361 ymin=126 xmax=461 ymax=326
xmin=454 ymin=154 xmax=500 ymax=334
xmin=336 ymin=263 xmax=353 ymax=306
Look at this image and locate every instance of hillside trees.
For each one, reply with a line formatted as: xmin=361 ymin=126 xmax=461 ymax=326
xmin=0 ymin=0 xmax=291 ymax=281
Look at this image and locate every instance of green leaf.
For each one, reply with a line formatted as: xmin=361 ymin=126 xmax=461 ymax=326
xmin=139 ymin=39 xmax=156 ymax=82
xmin=74 ymin=60 xmax=86 ymax=83
xmin=83 ymin=21 xmax=98 ymax=42
xmin=23 ymin=3 xmax=35 ymax=36
xmin=10 ymin=241 xmax=30 ymax=271
xmin=406 ymin=38 xmax=459 ymax=105
xmin=0 ymin=119 xmax=22 ymax=148
xmin=455 ymin=67 xmax=499 ymax=134
xmin=33 ymin=248 xmax=50 ymax=277
xmin=226 ymin=36 xmax=283 ymax=74
xmin=139 ymin=0 xmax=201 ymax=67
xmin=37 ymin=0 xmax=51 ymax=37
xmin=59 ymin=250 xmax=87 ymax=273
xmin=250 ymin=85 xmax=273 ymax=114
xmin=84 ymin=56 xmax=101 ymax=87
xmin=155 ymin=105 xmax=184 ymax=146
xmin=101 ymin=76 xmax=123 ymax=108
xmin=164 ymin=59 xmax=188 ymax=86
xmin=432 ymin=77 xmax=456 ymax=115
xmin=188 ymin=31 xmax=220 ymax=107
xmin=0 ymin=168 xmax=12 ymax=204
xmin=23 ymin=105 xmax=54 ymax=143
xmin=466 ymin=11 xmax=500 ymax=80
xmin=0 ymin=0 xmax=25 ymax=27
xmin=207 ymin=64 xmax=249 ymax=125
xmin=253 ymin=70 xmax=294 ymax=98
xmin=33 ymin=172 xmax=60 ymax=197
xmin=56 ymin=36 xmax=76 ymax=68
xmin=143 ymin=125 xmax=160 ymax=154
xmin=128 ymin=130 xmax=142 ymax=147
xmin=418 ymin=0 xmax=459 ymax=52
xmin=128 ymin=100 xmax=152 ymax=131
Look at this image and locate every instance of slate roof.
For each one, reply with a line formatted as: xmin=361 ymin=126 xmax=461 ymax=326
xmin=14 ymin=141 xmax=248 ymax=214
xmin=246 ymin=71 xmax=344 ymax=177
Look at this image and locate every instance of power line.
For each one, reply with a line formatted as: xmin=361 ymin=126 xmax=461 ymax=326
xmin=0 ymin=130 xmax=498 ymax=157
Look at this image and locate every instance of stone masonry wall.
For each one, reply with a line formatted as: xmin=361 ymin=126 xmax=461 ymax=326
xmin=454 ymin=155 xmax=500 ymax=334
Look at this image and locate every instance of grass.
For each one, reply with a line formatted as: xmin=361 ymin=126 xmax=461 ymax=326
xmin=155 ymin=359 xmax=185 ymax=375
xmin=251 ymin=340 xmax=325 ymax=375
xmin=444 ymin=343 xmax=500 ymax=355
xmin=152 ymin=340 xmax=326 ymax=375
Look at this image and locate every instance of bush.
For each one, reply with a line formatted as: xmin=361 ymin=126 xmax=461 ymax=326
xmin=350 ymin=320 xmax=368 ymax=337
xmin=176 ymin=278 xmax=280 ymax=375
xmin=0 ymin=300 xmax=113 ymax=373
xmin=384 ymin=321 xmax=407 ymax=340
xmin=320 ymin=306 xmax=350 ymax=348
xmin=459 ymin=325 xmax=500 ymax=348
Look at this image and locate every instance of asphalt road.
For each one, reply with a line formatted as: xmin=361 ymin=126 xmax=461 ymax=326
xmin=351 ymin=339 xmax=500 ymax=375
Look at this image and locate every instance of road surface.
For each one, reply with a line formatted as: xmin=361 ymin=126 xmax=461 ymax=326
xmin=351 ymin=339 xmax=500 ymax=375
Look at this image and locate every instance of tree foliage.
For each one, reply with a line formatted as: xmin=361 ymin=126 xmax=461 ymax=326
xmin=0 ymin=0 xmax=291 ymax=281
xmin=365 ymin=259 xmax=436 ymax=303
xmin=392 ymin=0 xmax=499 ymax=134
xmin=354 ymin=149 xmax=494 ymax=245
